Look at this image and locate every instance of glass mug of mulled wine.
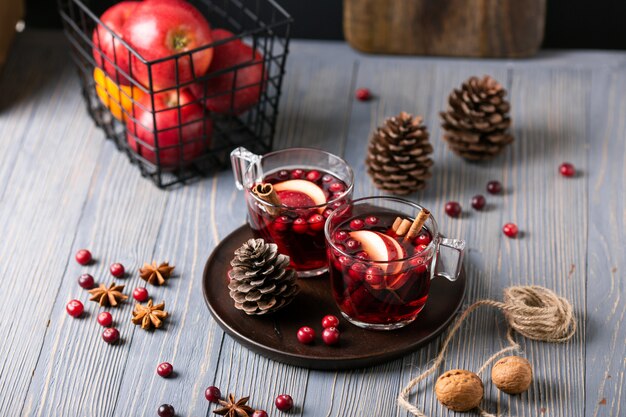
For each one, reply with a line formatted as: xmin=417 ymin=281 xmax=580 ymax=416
xmin=324 ymin=196 xmax=465 ymax=330
xmin=231 ymin=147 xmax=354 ymax=277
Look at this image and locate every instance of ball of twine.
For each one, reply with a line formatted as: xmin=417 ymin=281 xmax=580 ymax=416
xmin=398 ymin=285 xmax=576 ymax=417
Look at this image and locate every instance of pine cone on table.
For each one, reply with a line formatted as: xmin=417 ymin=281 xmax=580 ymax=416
xmin=228 ymin=238 xmax=299 ymax=315
xmin=365 ymin=111 xmax=433 ymax=195
xmin=440 ymin=75 xmax=514 ymax=160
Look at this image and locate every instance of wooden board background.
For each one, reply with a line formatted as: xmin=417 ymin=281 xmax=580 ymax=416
xmin=0 ymin=31 xmax=624 ymax=417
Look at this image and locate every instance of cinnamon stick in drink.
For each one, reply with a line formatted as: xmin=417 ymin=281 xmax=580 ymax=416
xmin=252 ymin=183 xmax=282 ymax=215
xmin=405 ymin=208 xmax=430 ymax=241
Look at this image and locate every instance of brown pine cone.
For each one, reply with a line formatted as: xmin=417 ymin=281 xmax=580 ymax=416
xmin=365 ymin=112 xmax=433 ymax=195
xmin=440 ymin=75 xmax=514 ymax=160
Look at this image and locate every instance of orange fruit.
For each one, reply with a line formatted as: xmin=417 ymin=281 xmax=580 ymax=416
xmin=93 ymin=67 xmax=143 ymax=121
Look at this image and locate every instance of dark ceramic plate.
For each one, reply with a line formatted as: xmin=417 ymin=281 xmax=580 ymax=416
xmin=202 ymin=225 xmax=466 ymax=370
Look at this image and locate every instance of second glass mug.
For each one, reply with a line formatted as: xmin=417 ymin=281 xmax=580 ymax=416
xmin=231 ymin=147 xmax=354 ymax=277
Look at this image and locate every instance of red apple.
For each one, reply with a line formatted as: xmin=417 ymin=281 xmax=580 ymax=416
xmin=126 ymin=89 xmax=212 ymax=168
xmin=125 ymin=0 xmax=214 ymax=89
xmin=92 ymin=1 xmax=139 ymax=85
xmin=189 ymin=29 xmax=265 ymax=114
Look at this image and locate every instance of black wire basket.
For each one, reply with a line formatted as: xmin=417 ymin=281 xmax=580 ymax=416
xmin=58 ymin=0 xmax=291 ymax=188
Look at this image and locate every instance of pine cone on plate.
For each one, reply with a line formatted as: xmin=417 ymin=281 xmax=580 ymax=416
xmin=228 ymin=238 xmax=298 ymax=315
xmin=440 ymin=75 xmax=514 ymax=160
xmin=365 ymin=111 xmax=433 ymax=195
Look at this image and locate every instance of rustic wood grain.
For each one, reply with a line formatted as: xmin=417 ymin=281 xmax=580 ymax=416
xmin=343 ymin=0 xmax=546 ymax=58
xmin=0 ymin=31 xmax=624 ymax=417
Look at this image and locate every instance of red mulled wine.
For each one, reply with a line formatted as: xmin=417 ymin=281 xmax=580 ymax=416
xmin=327 ymin=211 xmax=434 ymax=328
xmin=247 ymin=168 xmax=350 ymax=274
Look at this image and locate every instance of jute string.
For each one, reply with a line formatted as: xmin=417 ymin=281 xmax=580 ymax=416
xmin=398 ymin=285 xmax=577 ymax=417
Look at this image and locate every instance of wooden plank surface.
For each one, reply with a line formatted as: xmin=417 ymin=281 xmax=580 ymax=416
xmin=0 ymin=30 xmax=624 ymax=417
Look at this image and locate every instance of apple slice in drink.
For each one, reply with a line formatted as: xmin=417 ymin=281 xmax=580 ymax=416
xmin=273 ymin=179 xmax=327 ymax=212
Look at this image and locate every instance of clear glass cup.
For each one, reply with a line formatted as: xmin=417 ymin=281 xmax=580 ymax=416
xmin=231 ymin=146 xmax=354 ymax=277
xmin=324 ymin=196 xmax=465 ymax=330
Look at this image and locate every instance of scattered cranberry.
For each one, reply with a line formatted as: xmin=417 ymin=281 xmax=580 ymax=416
xmin=275 ymin=394 xmax=294 ymax=411
xmin=365 ymin=266 xmax=384 ymax=286
xmin=157 ymin=362 xmax=173 ymax=378
xmin=110 ymin=263 xmax=125 ymax=278
xmin=97 ymin=311 xmax=113 ymax=327
xmin=415 ymin=232 xmax=431 ymax=246
xmin=274 ymin=216 xmax=292 ymax=232
xmin=292 ymin=218 xmax=309 ymax=233
xmin=503 ymin=223 xmax=519 ymax=238
xmin=66 ymin=299 xmax=84 ymax=318
xmin=252 ymin=411 xmax=268 ymax=417
xmin=205 ymin=386 xmax=221 ymax=403
xmin=355 ymin=88 xmax=371 ymax=101
xmin=345 ymin=238 xmax=361 ymax=251
xmin=487 ymin=180 xmax=502 ymax=195
xmin=348 ymin=262 xmax=367 ymax=280
xmin=307 ymin=214 xmax=325 ymax=232
xmin=365 ymin=216 xmax=379 ymax=225
xmin=157 ymin=404 xmax=175 ymax=417
xmin=322 ymin=315 xmax=339 ymax=329
xmin=471 ymin=195 xmax=486 ymax=210
xmin=102 ymin=327 xmax=120 ymax=344
xmin=329 ymin=182 xmax=345 ymax=193
xmin=559 ymin=162 xmax=576 ymax=177
xmin=291 ymin=169 xmax=305 ymax=179
xmin=297 ymin=326 xmax=315 ymax=344
xmin=349 ymin=219 xmax=364 ymax=230
xmin=334 ymin=230 xmax=349 ymax=242
xmin=444 ymin=202 xmax=462 ymax=218
xmin=75 ymin=249 xmax=92 ymax=265
xmin=322 ymin=327 xmax=340 ymax=345
xmin=78 ymin=273 xmax=95 ymax=289
xmin=306 ymin=170 xmax=321 ymax=182
xmin=133 ymin=287 xmax=149 ymax=302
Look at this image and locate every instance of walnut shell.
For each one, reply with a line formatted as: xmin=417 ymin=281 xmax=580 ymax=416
xmin=491 ymin=356 xmax=533 ymax=394
xmin=435 ymin=369 xmax=484 ymax=412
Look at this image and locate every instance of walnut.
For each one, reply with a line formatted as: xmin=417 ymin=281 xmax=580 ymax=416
xmin=435 ymin=369 xmax=483 ymax=412
xmin=491 ymin=356 xmax=533 ymax=394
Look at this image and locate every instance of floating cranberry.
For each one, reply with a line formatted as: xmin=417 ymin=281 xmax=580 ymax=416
xmin=329 ymin=182 xmax=345 ymax=193
xmin=306 ymin=170 xmax=321 ymax=182
xmin=322 ymin=208 xmax=334 ymax=218
xmin=410 ymin=257 xmax=428 ymax=273
xmin=322 ymin=174 xmax=334 ymax=183
xmin=157 ymin=362 xmax=173 ymax=378
xmin=78 ymin=273 xmax=95 ymax=289
xmin=277 ymin=170 xmax=290 ymax=180
xmin=297 ymin=326 xmax=315 ymax=344
xmin=559 ymin=162 xmax=576 ymax=177
xmin=205 ymin=386 xmax=221 ymax=403
xmin=252 ymin=411 xmax=268 ymax=417
xmin=349 ymin=219 xmax=365 ymax=230
xmin=416 ymin=244 xmax=428 ymax=253
xmin=97 ymin=311 xmax=113 ymax=327
xmin=503 ymin=223 xmax=519 ymax=238
xmin=338 ymin=255 xmax=353 ymax=268
xmin=157 ymin=404 xmax=175 ymax=417
xmin=110 ymin=263 xmax=125 ymax=278
xmin=444 ymin=202 xmax=462 ymax=218
xmin=102 ymin=327 xmax=120 ymax=344
xmin=275 ymin=394 xmax=294 ymax=411
xmin=322 ymin=315 xmax=339 ymax=329
xmin=355 ymin=88 xmax=371 ymax=101
xmin=292 ymin=218 xmax=309 ymax=233
xmin=345 ymin=238 xmax=361 ymax=251
xmin=365 ymin=216 xmax=379 ymax=225
xmin=332 ymin=200 xmax=346 ymax=209
xmin=75 ymin=249 xmax=92 ymax=265
xmin=273 ymin=216 xmax=292 ymax=232
xmin=322 ymin=327 xmax=340 ymax=345
xmin=291 ymin=169 xmax=305 ymax=179
xmin=66 ymin=300 xmax=84 ymax=318
xmin=133 ymin=287 xmax=149 ymax=302
xmin=355 ymin=251 xmax=369 ymax=260
xmin=415 ymin=232 xmax=431 ymax=246
xmin=471 ymin=195 xmax=486 ymax=210
xmin=365 ymin=266 xmax=384 ymax=286
xmin=307 ymin=214 xmax=325 ymax=232
xmin=334 ymin=230 xmax=349 ymax=242
xmin=487 ymin=180 xmax=502 ymax=195
xmin=349 ymin=262 xmax=367 ymax=280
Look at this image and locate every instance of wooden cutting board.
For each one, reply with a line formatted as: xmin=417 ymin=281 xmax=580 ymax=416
xmin=344 ymin=0 xmax=546 ymax=58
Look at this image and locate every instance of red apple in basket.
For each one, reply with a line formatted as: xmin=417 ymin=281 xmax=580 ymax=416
xmin=189 ymin=29 xmax=265 ymax=114
xmin=126 ymin=89 xmax=212 ymax=168
xmin=92 ymin=1 xmax=139 ymax=85
xmin=125 ymin=0 xmax=214 ymax=90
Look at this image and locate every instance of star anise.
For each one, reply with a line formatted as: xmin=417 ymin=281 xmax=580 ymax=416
xmin=139 ymin=261 xmax=175 ymax=286
xmin=213 ymin=394 xmax=254 ymax=417
xmin=131 ymin=299 xmax=168 ymax=330
xmin=88 ymin=282 xmax=128 ymax=307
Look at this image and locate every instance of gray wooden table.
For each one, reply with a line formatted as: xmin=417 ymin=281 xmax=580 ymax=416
xmin=1 ymin=31 xmax=624 ymax=417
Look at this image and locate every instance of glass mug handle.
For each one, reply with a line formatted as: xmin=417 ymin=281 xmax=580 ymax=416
xmin=434 ymin=238 xmax=466 ymax=281
xmin=230 ymin=147 xmax=262 ymax=190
